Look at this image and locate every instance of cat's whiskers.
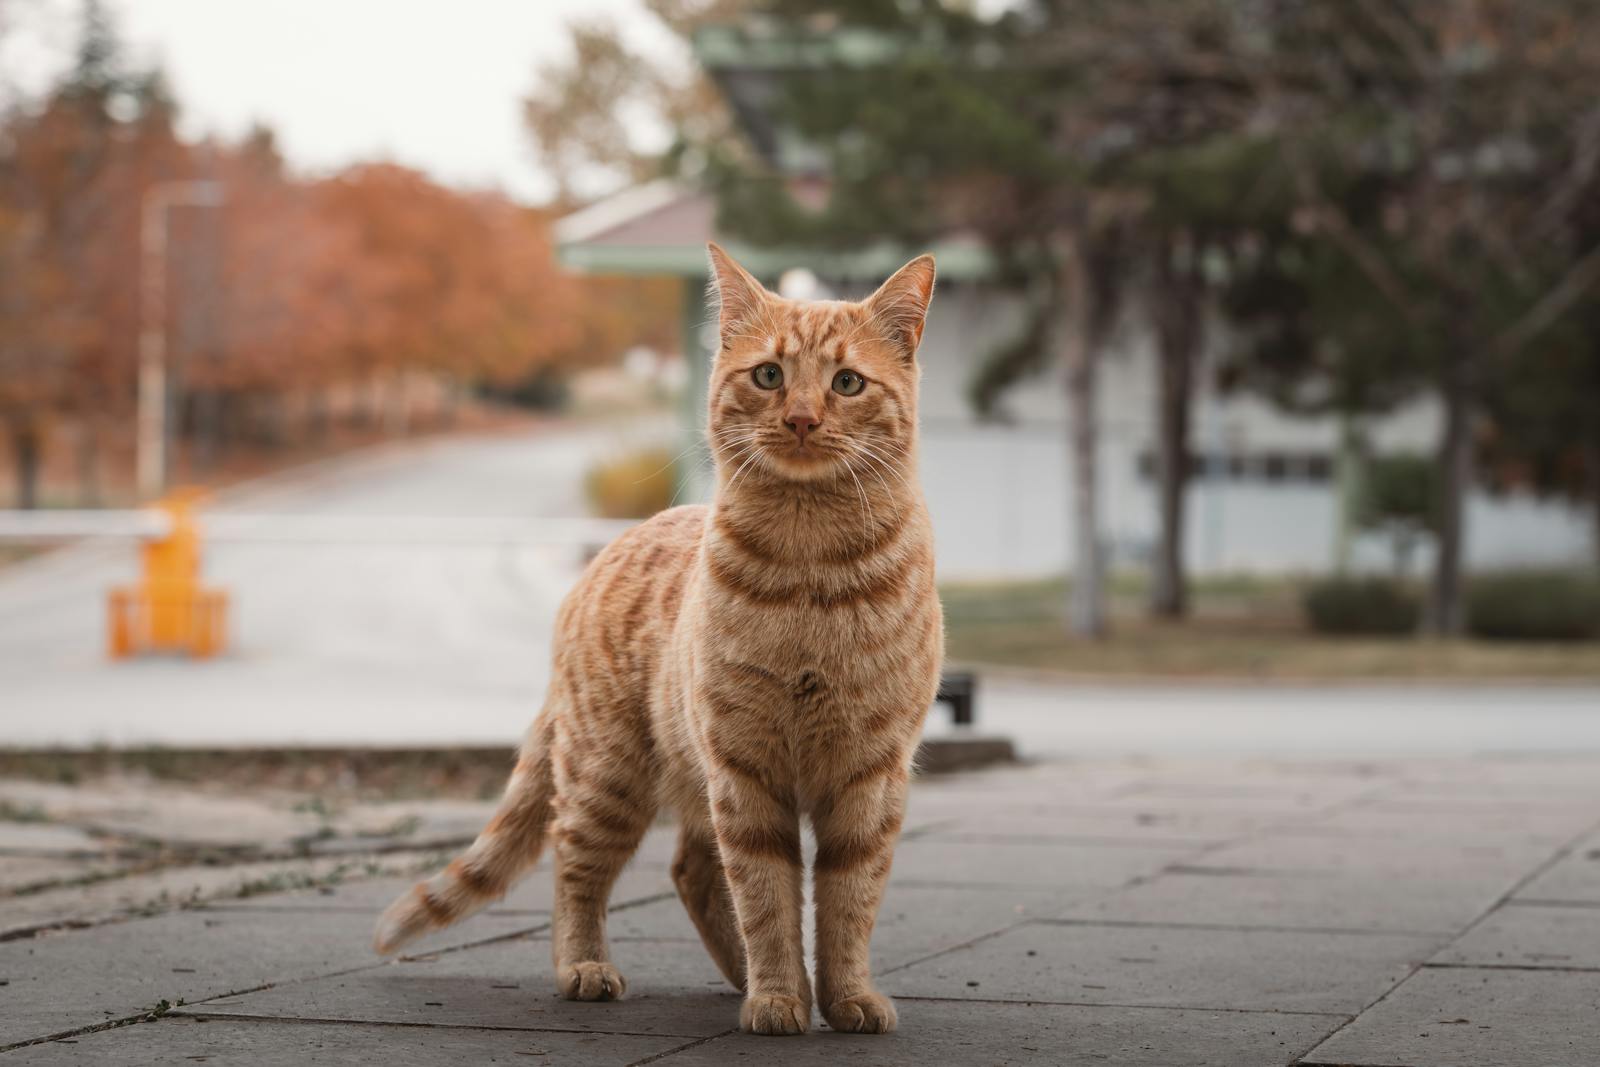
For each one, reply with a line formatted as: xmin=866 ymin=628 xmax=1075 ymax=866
xmin=847 ymin=437 xmax=913 ymax=494
xmin=838 ymin=451 xmax=876 ymax=543
xmin=844 ymin=440 xmax=897 ymax=503
xmin=724 ymin=443 xmax=769 ymax=496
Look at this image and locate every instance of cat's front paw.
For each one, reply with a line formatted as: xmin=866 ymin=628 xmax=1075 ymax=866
xmin=740 ymin=992 xmax=810 ymax=1035
xmin=556 ymin=960 xmax=627 ymax=1001
xmin=823 ymin=990 xmax=898 ymax=1034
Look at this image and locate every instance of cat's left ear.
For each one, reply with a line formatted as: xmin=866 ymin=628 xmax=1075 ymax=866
xmin=864 ymin=254 xmax=936 ymax=360
xmin=707 ymin=242 xmax=772 ymax=348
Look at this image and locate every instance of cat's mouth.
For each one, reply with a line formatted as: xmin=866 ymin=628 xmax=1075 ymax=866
xmin=758 ymin=435 xmax=841 ymax=480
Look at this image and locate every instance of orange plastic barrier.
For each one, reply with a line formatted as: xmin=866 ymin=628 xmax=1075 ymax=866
xmin=108 ymin=492 xmax=228 ymax=659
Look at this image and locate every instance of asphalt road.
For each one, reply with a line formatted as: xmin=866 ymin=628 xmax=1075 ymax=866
xmin=2 ymin=423 xmax=1596 ymax=754
xmin=0 ymin=424 xmax=644 ymax=749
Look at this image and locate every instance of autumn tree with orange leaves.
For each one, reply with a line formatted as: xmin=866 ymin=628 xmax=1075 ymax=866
xmin=0 ymin=1 xmax=672 ymax=507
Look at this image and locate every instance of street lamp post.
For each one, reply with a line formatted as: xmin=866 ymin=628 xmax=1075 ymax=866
xmin=137 ymin=180 xmax=225 ymax=501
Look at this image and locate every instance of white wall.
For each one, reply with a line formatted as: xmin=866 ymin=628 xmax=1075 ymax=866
xmin=915 ymin=282 xmax=1593 ymax=579
xmin=921 ymin=420 xmax=1593 ymax=580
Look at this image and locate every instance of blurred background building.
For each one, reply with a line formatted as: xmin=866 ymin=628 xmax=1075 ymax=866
xmin=558 ymin=22 xmax=1594 ymax=580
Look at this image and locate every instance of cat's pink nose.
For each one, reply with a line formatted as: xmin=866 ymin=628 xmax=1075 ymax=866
xmin=786 ymin=410 xmax=820 ymax=443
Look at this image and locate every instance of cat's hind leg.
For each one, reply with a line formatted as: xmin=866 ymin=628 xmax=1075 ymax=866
xmin=549 ymin=717 xmax=657 ymax=1001
xmin=671 ymin=810 xmax=747 ymax=992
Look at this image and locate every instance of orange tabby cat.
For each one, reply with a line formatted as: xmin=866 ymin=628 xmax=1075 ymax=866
xmin=375 ymin=245 xmax=943 ymax=1036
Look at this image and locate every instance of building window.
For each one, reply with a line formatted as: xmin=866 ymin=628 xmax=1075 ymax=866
xmin=1136 ymin=450 xmax=1335 ymax=485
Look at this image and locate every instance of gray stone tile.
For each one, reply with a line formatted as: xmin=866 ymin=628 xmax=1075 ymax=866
xmin=1395 ymin=757 xmax=1600 ymax=794
xmin=1515 ymin=835 xmax=1600 ymax=904
xmin=874 ymin=884 xmax=1072 ymax=973
xmin=881 ymin=920 xmax=1435 ymax=1014
xmin=0 ymin=850 xmax=459 ymax=937
xmin=903 ymin=805 xmax=1241 ymax=846
xmin=1190 ymin=830 xmax=1558 ymax=878
xmin=1433 ymin=903 xmax=1600 ymax=970
xmin=186 ymin=934 xmax=741 ymax=1038
xmin=1062 ymin=867 xmax=1518 ymax=934
xmin=1302 ymin=966 xmax=1600 ymax=1067
xmin=0 ymin=822 xmax=103 ymax=856
xmin=0 ymin=855 xmax=110 ymax=895
xmin=1113 ymin=778 xmax=1382 ymax=809
xmin=202 ymin=855 xmax=674 ymax=915
xmin=595 ymin=881 xmax=1068 ymax=975
xmin=907 ymin=795 xmax=1321 ymax=841
xmin=0 ymin=778 xmax=325 ymax=851
xmin=887 ymin=836 xmax=1187 ymax=890
xmin=655 ymin=998 xmax=1340 ymax=1067
xmin=10 ymin=1015 xmax=683 ymax=1065
xmin=1296 ymin=802 xmax=1595 ymax=844
xmin=0 ymin=903 xmax=537 ymax=1047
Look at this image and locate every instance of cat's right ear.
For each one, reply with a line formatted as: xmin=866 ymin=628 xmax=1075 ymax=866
xmin=707 ymin=243 xmax=770 ymax=348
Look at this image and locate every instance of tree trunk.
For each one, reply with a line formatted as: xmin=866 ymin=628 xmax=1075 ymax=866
xmin=75 ymin=418 xmax=102 ymax=507
xmin=1333 ymin=414 xmax=1366 ymax=575
xmin=306 ymin=388 xmax=329 ymax=442
xmin=192 ymin=388 xmax=222 ymax=476
xmin=1589 ymin=430 xmax=1600 ymax=570
xmin=11 ymin=424 xmax=41 ymax=510
xmin=1150 ymin=237 xmax=1202 ymax=619
xmin=1430 ymin=352 xmax=1473 ymax=635
xmin=1063 ymin=268 xmax=1106 ymax=638
xmin=439 ymin=378 xmax=462 ymax=429
xmin=385 ymin=372 xmax=410 ymax=436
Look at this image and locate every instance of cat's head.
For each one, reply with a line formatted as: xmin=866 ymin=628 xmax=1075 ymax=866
xmin=705 ymin=244 xmax=935 ymax=487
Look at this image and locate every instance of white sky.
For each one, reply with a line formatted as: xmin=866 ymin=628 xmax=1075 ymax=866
xmin=0 ymin=0 xmax=688 ymax=204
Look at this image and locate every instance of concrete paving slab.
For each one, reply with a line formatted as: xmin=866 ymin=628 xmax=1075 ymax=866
xmin=1062 ymin=868 xmax=1519 ymax=935
xmin=0 ymin=901 xmax=537 ymax=1046
xmin=560 ymin=881 xmax=1072 ymax=976
xmin=9 ymin=1015 xmax=684 ymax=1065
xmin=1296 ymin=802 xmax=1595 ymax=844
xmin=0 ymin=850 xmax=453 ymax=938
xmin=1393 ymin=756 xmax=1600 ymax=793
xmin=184 ymin=935 xmax=741 ymax=1038
xmin=1514 ymin=834 xmax=1600 ymax=904
xmin=0 ymin=823 xmax=104 ymax=856
xmin=1301 ymin=966 xmax=1600 ymax=1067
xmin=1432 ymin=902 xmax=1600 ymax=970
xmin=874 ymin=883 xmax=1075 ymax=973
xmin=901 ymin=802 xmax=1249 ymax=845
xmin=656 ymin=998 xmax=1340 ymax=1067
xmin=1112 ymin=778 xmax=1383 ymax=809
xmin=1187 ymin=830 xmax=1559 ymax=878
xmin=200 ymin=847 xmax=675 ymax=916
xmin=887 ymin=836 xmax=1188 ymax=890
xmin=0 ymin=855 xmax=110 ymax=894
xmin=0 ymin=778 xmax=326 ymax=851
xmin=881 ymin=920 xmax=1435 ymax=1015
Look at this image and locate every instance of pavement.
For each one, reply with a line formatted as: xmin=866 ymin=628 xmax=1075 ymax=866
xmin=3 ymin=753 xmax=1600 ymax=1065
xmin=0 ymin=422 xmax=664 ymax=749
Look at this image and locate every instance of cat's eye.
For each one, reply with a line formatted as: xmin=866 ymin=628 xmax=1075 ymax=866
xmin=832 ymin=370 xmax=866 ymax=396
xmin=752 ymin=363 xmax=783 ymax=390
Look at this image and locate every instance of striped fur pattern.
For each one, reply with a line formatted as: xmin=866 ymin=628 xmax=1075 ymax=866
xmin=374 ymin=245 xmax=944 ymax=1037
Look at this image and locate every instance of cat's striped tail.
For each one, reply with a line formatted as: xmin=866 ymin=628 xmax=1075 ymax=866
xmin=373 ymin=717 xmax=556 ymax=955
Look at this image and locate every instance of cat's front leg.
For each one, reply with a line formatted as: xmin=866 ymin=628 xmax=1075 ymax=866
xmin=705 ymin=757 xmax=809 ymax=1035
xmin=812 ymin=753 xmax=909 ymax=1034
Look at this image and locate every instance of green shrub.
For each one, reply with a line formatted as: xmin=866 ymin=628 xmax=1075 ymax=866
xmin=1302 ymin=577 xmax=1421 ymax=635
xmin=1466 ymin=571 xmax=1600 ymax=642
xmin=585 ymin=448 xmax=677 ymax=519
